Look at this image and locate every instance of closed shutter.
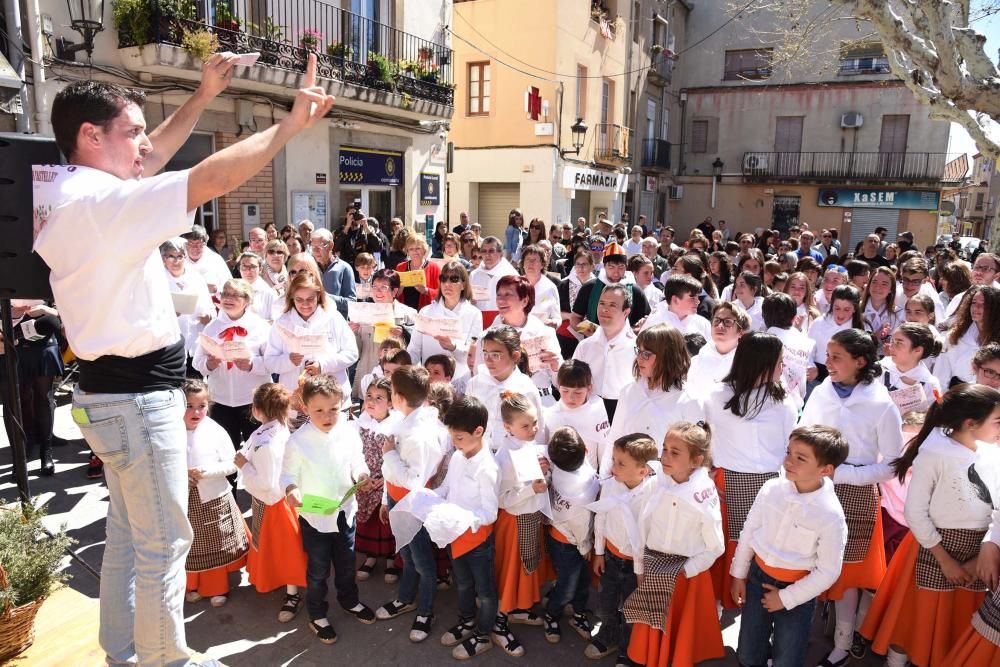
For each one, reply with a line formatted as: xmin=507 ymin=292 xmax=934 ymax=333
xmin=691 ymin=120 xmax=708 ymax=153
xmin=848 ymin=208 xmax=899 ymax=252
xmin=477 ymin=183 xmax=521 ymax=240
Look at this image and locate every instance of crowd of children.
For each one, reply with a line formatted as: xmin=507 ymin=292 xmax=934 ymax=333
xmin=164 ymin=228 xmax=1000 ymax=667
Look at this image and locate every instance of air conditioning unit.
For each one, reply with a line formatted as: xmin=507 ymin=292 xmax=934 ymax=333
xmin=743 ymin=154 xmax=770 ymax=171
xmin=841 ymin=112 xmax=864 ymax=128
xmin=668 ymin=185 xmax=684 ymax=200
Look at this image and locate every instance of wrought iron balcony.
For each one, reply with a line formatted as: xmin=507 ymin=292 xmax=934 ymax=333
xmin=741 ymin=151 xmax=962 ymax=184
xmin=641 ymin=138 xmax=671 ymax=170
xmin=647 ymin=54 xmax=673 ymax=85
xmin=116 ymin=0 xmax=454 ymax=107
xmin=595 ymin=123 xmax=631 ymax=162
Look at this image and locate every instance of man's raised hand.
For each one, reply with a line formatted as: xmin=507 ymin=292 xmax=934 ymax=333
xmin=287 ymin=53 xmax=335 ymax=131
xmin=198 ymin=53 xmax=239 ymax=98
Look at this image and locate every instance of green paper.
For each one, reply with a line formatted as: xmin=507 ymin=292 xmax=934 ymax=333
xmin=299 ymin=494 xmax=340 ymax=515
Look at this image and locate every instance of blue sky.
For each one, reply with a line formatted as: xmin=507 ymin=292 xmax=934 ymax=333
xmin=948 ymin=10 xmax=1000 ymax=159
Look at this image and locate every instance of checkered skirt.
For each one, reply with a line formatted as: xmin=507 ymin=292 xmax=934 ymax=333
xmin=622 ymin=548 xmax=687 ymax=633
xmin=516 ymin=511 xmax=544 ymax=574
xmin=185 ymin=482 xmax=250 ymax=572
xmin=834 ymin=483 xmax=879 ymax=563
xmin=973 ymin=588 xmax=1000 ymax=647
xmin=915 ymin=527 xmax=987 ymax=592
xmin=250 ymin=497 xmax=266 ymax=551
xmin=722 ymin=470 xmax=778 ymax=541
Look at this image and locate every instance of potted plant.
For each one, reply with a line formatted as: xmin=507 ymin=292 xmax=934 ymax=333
xmin=212 ymin=2 xmax=240 ymax=31
xmin=419 ymin=63 xmax=440 ymax=84
xmin=246 ymin=17 xmax=284 ymax=64
xmin=298 ymin=28 xmax=322 ymax=51
xmin=326 ymin=41 xmax=353 ymax=59
xmin=0 ymin=505 xmax=74 ymax=661
xmin=112 ymin=0 xmax=153 ymax=48
xmin=181 ymin=27 xmax=220 ymax=61
xmin=366 ymin=51 xmax=398 ymax=89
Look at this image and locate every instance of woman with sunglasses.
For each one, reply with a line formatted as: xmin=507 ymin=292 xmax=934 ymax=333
xmin=348 ymin=269 xmax=417 ymax=401
xmin=407 ymin=261 xmax=483 ymax=381
xmin=476 ymin=274 xmax=563 ymax=407
xmin=238 ymin=251 xmax=279 ymax=323
xmin=261 ymin=239 xmax=290 ymax=297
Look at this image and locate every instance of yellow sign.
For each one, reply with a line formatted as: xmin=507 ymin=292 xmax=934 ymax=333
xmin=398 ymin=270 xmax=427 ymax=288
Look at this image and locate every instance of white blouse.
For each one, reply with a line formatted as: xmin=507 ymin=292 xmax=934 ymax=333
xmin=572 ymin=324 xmax=637 ymax=401
xmin=465 ymin=367 xmax=545 ymax=449
xmin=481 ymin=314 xmax=563 ymax=405
xmin=164 ymin=267 xmax=214 ymax=357
xmin=239 ymin=420 xmax=291 ymax=506
xmin=407 ymin=299 xmax=484 ymax=380
xmin=685 ymin=341 xmax=736 ymax=399
xmin=933 ymin=323 xmax=981 ymax=388
xmin=187 ymin=416 xmax=237 ymax=502
xmin=543 ymin=397 xmax=611 ymax=472
xmin=192 ymin=309 xmax=271 ymax=407
xmin=704 ymin=384 xmax=797 ymax=474
xmin=264 ymin=306 xmax=359 ymax=401
xmin=807 ymin=314 xmax=852 ymax=365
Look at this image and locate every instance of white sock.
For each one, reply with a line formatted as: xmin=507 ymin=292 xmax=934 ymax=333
xmin=886 ymin=647 xmax=908 ymax=667
xmin=825 ymin=618 xmax=855 ymax=663
xmin=835 ymin=589 xmax=860 ymax=632
xmin=287 ymin=584 xmax=298 ymax=595
xmin=856 ymin=589 xmax=873 ymax=628
xmin=312 ymin=617 xmax=330 ymax=627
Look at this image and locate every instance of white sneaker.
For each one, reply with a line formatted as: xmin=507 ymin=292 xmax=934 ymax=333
xmin=185 ymin=591 xmax=203 ymax=604
xmin=209 ymin=595 xmax=228 ymax=607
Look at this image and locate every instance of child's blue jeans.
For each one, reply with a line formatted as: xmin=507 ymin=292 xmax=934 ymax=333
xmin=736 ymin=559 xmax=816 ymax=667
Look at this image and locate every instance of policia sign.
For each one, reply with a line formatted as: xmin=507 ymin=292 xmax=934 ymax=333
xmin=339 ymin=147 xmax=403 ymax=186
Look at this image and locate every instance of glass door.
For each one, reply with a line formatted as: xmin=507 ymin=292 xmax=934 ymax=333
xmin=366 ymin=188 xmax=394 ymax=234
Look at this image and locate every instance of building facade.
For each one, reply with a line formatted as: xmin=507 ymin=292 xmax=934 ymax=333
xmin=447 ymin=0 xmax=687 ymax=239
xmin=2 ymin=0 xmax=454 ymax=243
xmin=671 ymin=1 xmax=961 ymax=250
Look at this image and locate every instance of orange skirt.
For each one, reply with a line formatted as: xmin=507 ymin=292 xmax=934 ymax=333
xmin=709 ymin=468 xmax=738 ymax=609
xmin=859 ymin=533 xmax=985 ymax=666
xmin=494 ymin=510 xmax=553 ymax=613
xmin=186 ymin=555 xmax=247 ymax=597
xmin=246 ymin=500 xmax=307 ymax=593
xmin=942 ymin=623 xmax=1000 ymax=667
xmin=822 ymin=503 xmax=886 ymax=601
xmin=626 ymin=569 xmax=724 ymax=667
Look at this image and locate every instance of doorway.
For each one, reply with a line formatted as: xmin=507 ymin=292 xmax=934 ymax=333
xmin=772 ymin=195 xmax=800 ymax=236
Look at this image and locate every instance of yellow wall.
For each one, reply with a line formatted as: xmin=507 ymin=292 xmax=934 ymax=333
xmin=450 ymin=0 xmax=628 ymax=160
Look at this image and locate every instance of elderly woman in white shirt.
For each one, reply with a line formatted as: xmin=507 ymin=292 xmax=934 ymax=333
xmin=262 ymin=239 xmax=290 ymax=297
xmin=348 ymin=268 xmax=417 ymax=400
xmin=238 ymin=251 xmax=280 ymax=322
xmin=193 ymin=278 xmax=272 ymax=448
xmin=520 ymin=244 xmax=560 ymax=328
xmin=264 ymin=271 xmax=359 ymax=406
xmin=161 ymin=238 xmax=213 ymax=363
xmin=407 ymin=260 xmax=484 ymax=381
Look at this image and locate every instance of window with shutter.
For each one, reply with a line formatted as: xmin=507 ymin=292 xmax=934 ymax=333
xmin=723 ymin=49 xmax=773 ymax=80
xmin=467 ymin=62 xmax=490 ymax=116
xmin=691 ymin=120 xmax=708 ymax=153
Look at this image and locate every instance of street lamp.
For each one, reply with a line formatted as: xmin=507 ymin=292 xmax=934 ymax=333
xmin=565 ymin=117 xmax=588 ymax=155
xmin=711 ymin=156 xmax=724 ymax=208
xmin=63 ymin=0 xmax=106 ymax=59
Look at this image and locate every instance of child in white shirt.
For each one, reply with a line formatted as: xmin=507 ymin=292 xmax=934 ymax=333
xmin=585 ymin=434 xmax=659 ymax=665
xmin=181 ymin=380 xmax=247 ymax=608
xmin=625 ymin=422 xmax=725 ymax=667
xmin=281 ymin=376 xmax=377 ymax=643
xmin=731 ymin=425 xmax=850 ymax=667
xmin=543 ymin=360 xmax=610 ymax=472
xmin=542 ymin=427 xmax=599 ymax=643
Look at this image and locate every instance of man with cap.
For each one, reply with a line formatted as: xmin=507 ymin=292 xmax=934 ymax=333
xmin=896 ymin=230 xmax=915 ymax=254
xmin=570 ymin=241 xmax=650 ymax=332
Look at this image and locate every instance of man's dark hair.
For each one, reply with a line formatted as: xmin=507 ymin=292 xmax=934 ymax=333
xmin=762 ymin=292 xmax=797 ymax=329
xmin=548 ymin=427 xmax=586 ymax=472
xmin=443 ymin=396 xmax=489 ymax=434
xmin=51 ymin=80 xmax=147 ymax=160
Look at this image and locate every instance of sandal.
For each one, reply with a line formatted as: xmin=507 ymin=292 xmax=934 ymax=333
xmin=356 ymin=556 xmax=376 ymax=581
xmin=452 ymin=633 xmax=492 ymax=660
xmin=570 ymin=611 xmax=593 ymax=640
xmin=309 ymin=619 xmax=337 ymax=644
xmin=409 ymin=614 xmax=433 ymax=642
xmin=441 ymin=618 xmax=476 ymax=647
xmin=375 ymin=599 xmax=417 ymax=620
xmin=346 ymin=602 xmax=376 ymax=625
xmin=543 ymin=613 xmax=560 ymax=644
xmin=491 ymin=616 xmax=525 ymax=658
xmin=277 ymin=593 xmax=303 ymax=623
xmin=585 ymin=638 xmax=616 ymax=659
xmin=384 ymin=564 xmax=401 ymax=584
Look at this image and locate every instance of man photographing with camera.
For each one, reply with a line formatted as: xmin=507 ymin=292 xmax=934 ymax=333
xmin=34 ymin=53 xmax=334 ymax=667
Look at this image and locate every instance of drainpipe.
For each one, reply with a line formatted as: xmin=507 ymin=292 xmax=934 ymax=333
xmin=3 ymin=0 xmax=32 ymax=132
xmin=23 ymin=0 xmax=51 ymax=135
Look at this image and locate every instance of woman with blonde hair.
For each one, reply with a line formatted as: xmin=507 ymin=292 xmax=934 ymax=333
xmin=396 ymin=235 xmax=441 ymax=310
xmin=262 ymin=239 xmax=290 ymax=296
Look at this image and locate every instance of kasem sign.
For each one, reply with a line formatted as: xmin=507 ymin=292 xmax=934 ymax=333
xmin=817 ymin=188 xmax=939 ymax=210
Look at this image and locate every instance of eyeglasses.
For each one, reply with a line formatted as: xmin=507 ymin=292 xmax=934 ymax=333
xmin=267 ymin=249 xmax=286 ymax=256
xmin=220 ymin=291 xmax=248 ymax=300
xmin=712 ymin=317 xmax=738 ymax=329
xmin=311 ymin=242 xmax=330 ymax=249
xmin=441 ymin=274 xmax=463 ymax=283
xmin=483 ymin=351 xmax=506 ymax=362
xmin=471 ymin=255 xmax=482 ymax=261
xmin=978 ymin=366 xmax=1000 ymax=381
xmin=590 ymin=245 xmax=605 ymax=252
xmin=634 ymin=347 xmax=656 ymax=361
xmin=239 ymin=263 xmax=260 ymax=271
xmin=372 ymin=284 xmax=393 ymax=293
xmin=163 ymin=253 xmax=185 ymax=261
xmin=974 ymin=264 xmax=997 ymax=273
xmin=482 ymin=248 xmax=500 ymax=255
xmin=187 ymin=240 xmax=205 ymax=247
xmin=574 ymin=262 xmax=591 ymax=269
xmin=288 ymin=268 xmax=302 ymax=276
xmin=900 ymin=277 xmax=924 ymax=287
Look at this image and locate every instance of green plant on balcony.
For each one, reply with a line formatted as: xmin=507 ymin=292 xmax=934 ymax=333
xmin=159 ymin=0 xmax=197 ymax=21
xmin=366 ymin=51 xmax=398 ymax=88
xmin=298 ymin=28 xmax=322 ymax=51
xmin=326 ymin=41 xmax=353 ymax=59
xmin=112 ymin=0 xmax=153 ymax=47
xmin=247 ymin=17 xmax=283 ymax=41
xmin=213 ymin=2 xmax=240 ymax=31
xmin=398 ymin=58 xmax=421 ymax=76
xmin=181 ymin=26 xmax=219 ymax=61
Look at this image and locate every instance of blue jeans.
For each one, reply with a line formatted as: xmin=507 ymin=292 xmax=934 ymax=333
xmin=299 ymin=513 xmax=361 ymax=620
xmin=450 ymin=534 xmax=498 ymax=636
xmin=593 ymin=550 xmax=637 ymax=652
xmin=737 ymin=560 xmax=816 ymax=667
xmin=73 ymin=388 xmax=193 ymax=667
xmin=545 ymin=532 xmax=590 ymax=619
xmin=388 ymin=496 xmax=437 ymax=615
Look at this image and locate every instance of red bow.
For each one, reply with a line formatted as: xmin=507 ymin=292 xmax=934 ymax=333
xmin=219 ymin=326 xmax=247 ymax=369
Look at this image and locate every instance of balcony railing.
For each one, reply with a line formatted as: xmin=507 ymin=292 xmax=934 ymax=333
xmin=641 ymin=138 xmax=671 ymax=170
xmin=648 ymin=54 xmax=673 ymax=84
xmin=741 ymin=151 xmax=962 ymax=184
xmin=595 ymin=123 xmax=631 ymax=162
xmin=117 ymin=0 xmax=454 ymax=106
xmin=723 ymin=67 xmax=771 ymax=81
